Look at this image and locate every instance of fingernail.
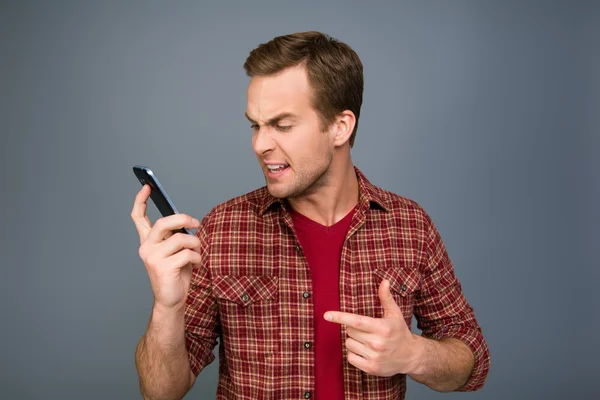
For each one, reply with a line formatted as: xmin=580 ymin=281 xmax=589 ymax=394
xmin=192 ymin=218 xmax=200 ymax=226
xmin=324 ymin=313 xmax=332 ymax=321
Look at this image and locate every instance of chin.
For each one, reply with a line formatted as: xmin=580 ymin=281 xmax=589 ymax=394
xmin=264 ymin=170 xmax=320 ymax=199
xmin=266 ymin=184 xmax=290 ymax=199
xmin=263 ymin=173 xmax=295 ymax=199
xmin=267 ymin=182 xmax=314 ymax=200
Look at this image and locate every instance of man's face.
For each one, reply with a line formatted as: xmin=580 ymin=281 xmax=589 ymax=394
xmin=246 ymin=65 xmax=335 ymax=199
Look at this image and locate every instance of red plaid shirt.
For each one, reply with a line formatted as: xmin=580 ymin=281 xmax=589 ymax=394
xmin=185 ymin=167 xmax=490 ymax=399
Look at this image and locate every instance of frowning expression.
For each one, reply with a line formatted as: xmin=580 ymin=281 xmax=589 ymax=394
xmin=246 ymin=65 xmax=336 ymax=199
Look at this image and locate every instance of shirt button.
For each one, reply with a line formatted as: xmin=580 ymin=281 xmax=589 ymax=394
xmin=304 ymin=391 xmax=311 ymax=399
xmin=241 ymin=293 xmax=250 ymax=302
xmin=295 ymin=244 xmax=302 ymax=253
xmin=401 ymin=284 xmax=407 ymax=292
xmin=303 ymin=341 xmax=311 ymax=349
xmin=302 ymin=291 xmax=311 ymax=299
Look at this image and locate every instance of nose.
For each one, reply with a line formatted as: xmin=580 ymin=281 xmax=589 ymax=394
xmin=252 ymin=127 xmax=276 ymax=156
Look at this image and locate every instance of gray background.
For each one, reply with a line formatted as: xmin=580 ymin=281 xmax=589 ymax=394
xmin=1 ymin=0 xmax=598 ymax=399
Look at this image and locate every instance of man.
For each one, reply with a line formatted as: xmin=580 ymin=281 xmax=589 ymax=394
xmin=132 ymin=31 xmax=490 ymax=399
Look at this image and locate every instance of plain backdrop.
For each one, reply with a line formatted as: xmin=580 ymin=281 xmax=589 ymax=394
xmin=1 ymin=0 xmax=598 ymax=399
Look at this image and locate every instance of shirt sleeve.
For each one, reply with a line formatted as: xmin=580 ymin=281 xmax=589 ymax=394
xmin=414 ymin=211 xmax=490 ymax=391
xmin=184 ymin=219 xmax=220 ymax=376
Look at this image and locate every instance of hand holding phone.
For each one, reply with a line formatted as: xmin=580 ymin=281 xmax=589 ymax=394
xmin=131 ymin=165 xmax=201 ymax=311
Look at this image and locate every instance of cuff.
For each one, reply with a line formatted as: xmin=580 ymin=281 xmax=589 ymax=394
xmin=186 ymin=332 xmax=216 ymax=376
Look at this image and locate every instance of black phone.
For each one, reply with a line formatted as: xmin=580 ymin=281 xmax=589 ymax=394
xmin=133 ymin=165 xmax=193 ymax=235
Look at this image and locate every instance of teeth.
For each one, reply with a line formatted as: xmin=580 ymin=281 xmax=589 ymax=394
xmin=267 ymin=164 xmax=286 ymax=170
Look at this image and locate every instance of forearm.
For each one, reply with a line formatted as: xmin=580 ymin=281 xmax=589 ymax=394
xmin=408 ymin=336 xmax=474 ymax=392
xmin=135 ymin=305 xmax=194 ymax=400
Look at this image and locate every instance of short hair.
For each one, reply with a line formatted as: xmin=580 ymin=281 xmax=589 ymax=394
xmin=243 ymin=31 xmax=364 ymax=147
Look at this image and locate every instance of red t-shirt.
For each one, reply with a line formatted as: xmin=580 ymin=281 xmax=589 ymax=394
xmin=290 ymin=206 xmax=356 ymax=400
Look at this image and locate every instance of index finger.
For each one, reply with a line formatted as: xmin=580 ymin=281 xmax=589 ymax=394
xmin=131 ymin=184 xmax=152 ymax=242
xmin=324 ymin=311 xmax=379 ymax=332
xmin=146 ymin=213 xmax=199 ymax=244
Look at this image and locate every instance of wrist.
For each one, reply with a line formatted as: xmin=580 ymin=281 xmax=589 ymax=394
xmin=152 ymin=300 xmax=187 ymax=318
xmin=406 ymin=333 xmax=429 ymax=376
xmin=150 ymin=302 xmax=186 ymax=331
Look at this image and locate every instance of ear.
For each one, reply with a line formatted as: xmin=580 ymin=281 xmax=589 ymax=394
xmin=331 ymin=110 xmax=356 ymax=147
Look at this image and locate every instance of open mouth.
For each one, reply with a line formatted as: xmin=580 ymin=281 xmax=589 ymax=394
xmin=266 ymin=164 xmax=290 ymax=173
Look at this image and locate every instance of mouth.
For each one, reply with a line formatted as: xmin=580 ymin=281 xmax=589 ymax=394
xmin=265 ymin=163 xmax=290 ymax=178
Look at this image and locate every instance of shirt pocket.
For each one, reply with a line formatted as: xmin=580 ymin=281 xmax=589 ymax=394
xmin=212 ymin=275 xmax=280 ymax=361
xmin=373 ymin=267 xmax=420 ymax=326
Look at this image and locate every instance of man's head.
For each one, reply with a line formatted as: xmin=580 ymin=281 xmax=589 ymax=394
xmin=244 ymin=31 xmax=364 ymax=199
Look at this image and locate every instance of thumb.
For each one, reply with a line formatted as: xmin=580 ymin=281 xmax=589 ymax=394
xmin=379 ymin=279 xmax=400 ymax=318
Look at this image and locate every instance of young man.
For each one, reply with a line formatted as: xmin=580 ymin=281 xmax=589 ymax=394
xmin=132 ymin=31 xmax=490 ymax=399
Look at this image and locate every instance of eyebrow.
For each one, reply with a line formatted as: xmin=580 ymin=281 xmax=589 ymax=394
xmin=245 ymin=112 xmax=297 ymax=126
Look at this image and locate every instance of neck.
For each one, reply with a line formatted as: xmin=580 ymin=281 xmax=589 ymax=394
xmin=287 ymin=152 xmax=359 ymax=226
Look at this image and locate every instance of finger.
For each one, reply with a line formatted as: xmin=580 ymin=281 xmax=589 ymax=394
xmin=347 ymin=351 xmax=372 ymax=374
xmin=163 ymin=249 xmax=202 ymax=270
xmin=346 ymin=326 xmax=373 ymax=344
xmin=324 ymin=311 xmax=378 ymax=333
xmin=155 ymin=233 xmax=201 ymax=259
xmin=146 ymin=214 xmax=200 ymax=245
xmin=345 ymin=337 xmax=373 ymax=360
xmin=131 ymin=185 xmax=152 ymax=243
xmin=379 ymin=279 xmax=400 ymax=318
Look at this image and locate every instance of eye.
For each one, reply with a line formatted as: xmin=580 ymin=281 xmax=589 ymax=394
xmin=250 ymin=124 xmax=259 ymax=131
xmin=277 ymin=125 xmax=292 ymax=132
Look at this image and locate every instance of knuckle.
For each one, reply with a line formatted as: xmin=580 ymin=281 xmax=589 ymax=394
xmin=146 ymin=251 xmax=165 ymax=269
xmin=145 ymin=253 xmax=157 ymax=267
xmin=381 ymin=326 xmax=393 ymax=338
xmin=181 ymin=249 xmax=195 ymax=260
xmin=182 ymin=235 xmax=199 ymax=248
xmin=171 ymin=232 xmax=186 ymax=242
xmin=185 ymin=232 xmax=197 ymax=241
xmin=181 ymin=248 xmax=193 ymax=256
xmin=369 ymin=339 xmax=385 ymax=352
xmin=185 ymin=249 xmax=200 ymax=264
xmin=371 ymin=351 xmax=382 ymax=363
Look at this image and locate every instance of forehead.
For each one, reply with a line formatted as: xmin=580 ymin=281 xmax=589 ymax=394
xmin=246 ymin=65 xmax=313 ymax=119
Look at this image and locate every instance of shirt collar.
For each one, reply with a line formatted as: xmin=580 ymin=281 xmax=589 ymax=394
xmin=258 ymin=166 xmax=389 ymax=215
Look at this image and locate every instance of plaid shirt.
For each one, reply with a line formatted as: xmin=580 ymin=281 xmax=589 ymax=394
xmin=185 ymin=167 xmax=490 ymax=399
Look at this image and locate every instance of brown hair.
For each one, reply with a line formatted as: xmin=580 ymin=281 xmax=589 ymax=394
xmin=243 ymin=31 xmax=363 ymax=147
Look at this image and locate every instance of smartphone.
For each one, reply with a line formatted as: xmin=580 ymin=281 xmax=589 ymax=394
xmin=133 ymin=165 xmax=193 ymax=235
